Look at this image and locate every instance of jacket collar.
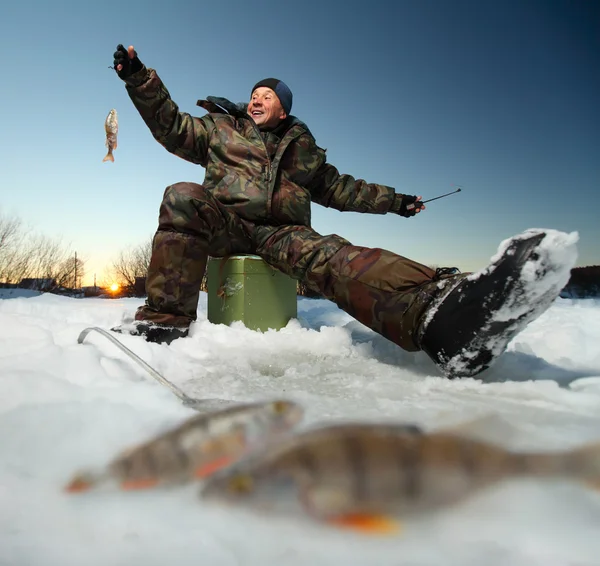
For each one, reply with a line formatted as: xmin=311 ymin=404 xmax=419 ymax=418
xmin=196 ymin=96 xmax=247 ymax=117
xmin=196 ymin=96 xmax=313 ymax=139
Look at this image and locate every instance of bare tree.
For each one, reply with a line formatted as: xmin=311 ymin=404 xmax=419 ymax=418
xmin=108 ymin=237 xmax=212 ymax=296
xmin=29 ymin=235 xmax=67 ymax=285
xmin=0 ymin=212 xmax=28 ymax=284
xmin=0 ymin=213 xmax=21 ymax=251
xmin=109 ymin=237 xmax=153 ymax=294
xmin=55 ymin=255 xmax=86 ymax=290
xmin=0 ymin=210 xmax=83 ymax=291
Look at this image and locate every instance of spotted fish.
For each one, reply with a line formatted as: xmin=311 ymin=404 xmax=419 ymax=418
xmin=65 ymin=399 xmax=303 ymax=493
xmin=103 ymin=109 xmax=118 ymax=162
xmin=199 ymin=420 xmax=600 ymax=534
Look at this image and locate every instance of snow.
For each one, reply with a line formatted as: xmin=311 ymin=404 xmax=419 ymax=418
xmin=493 ymin=229 xmax=578 ymax=318
xmin=2 ymin=283 xmax=600 ymax=565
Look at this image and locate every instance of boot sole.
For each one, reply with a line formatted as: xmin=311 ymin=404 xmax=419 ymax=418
xmin=422 ymin=230 xmax=577 ymax=378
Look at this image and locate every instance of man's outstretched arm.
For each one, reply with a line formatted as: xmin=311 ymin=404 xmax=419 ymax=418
xmin=307 ymin=159 xmax=425 ymax=217
xmin=112 ymin=44 xmax=210 ymax=166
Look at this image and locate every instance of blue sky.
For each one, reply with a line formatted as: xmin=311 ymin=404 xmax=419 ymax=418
xmin=1 ymin=0 xmax=598 ymax=286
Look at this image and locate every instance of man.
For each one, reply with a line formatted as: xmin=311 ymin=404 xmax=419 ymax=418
xmin=111 ymin=44 xmax=572 ymax=379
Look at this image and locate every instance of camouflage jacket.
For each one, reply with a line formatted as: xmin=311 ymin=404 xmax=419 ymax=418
xmin=124 ymin=67 xmax=397 ymax=226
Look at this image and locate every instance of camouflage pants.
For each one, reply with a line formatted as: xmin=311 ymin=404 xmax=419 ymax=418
xmin=137 ymin=182 xmax=457 ymax=351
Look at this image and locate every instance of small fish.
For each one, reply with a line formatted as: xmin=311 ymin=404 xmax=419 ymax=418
xmin=199 ymin=421 xmax=600 ymax=535
xmin=65 ymin=399 xmax=303 ymax=493
xmin=103 ymin=109 xmax=118 ymax=162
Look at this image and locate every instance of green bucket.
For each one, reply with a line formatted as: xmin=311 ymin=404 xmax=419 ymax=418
xmin=207 ymin=255 xmax=298 ymax=331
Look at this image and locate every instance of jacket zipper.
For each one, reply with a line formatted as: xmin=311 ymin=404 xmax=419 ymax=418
xmin=249 ymin=121 xmax=273 ymax=184
xmin=246 ymin=119 xmax=303 ymax=216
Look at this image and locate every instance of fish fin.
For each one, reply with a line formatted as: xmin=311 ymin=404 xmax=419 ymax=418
xmin=301 ymin=485 xmax=400 ymax=535
xmin=327 ymin=513 xmax=402 ymax=535
xmin=120 ymin=477 xmax=159 ymax=491
xmin=64 ymin=471 xmax=102 ymax=493
xmin=102 ymin=151 xmax=114 ymax=163
xmin=65 ymin=477 xmax=93 ymax=493
xmin=194 ymin=455 xmax=234 ymax=479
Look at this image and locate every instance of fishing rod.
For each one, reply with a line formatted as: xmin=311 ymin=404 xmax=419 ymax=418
xmin=407 ymin=186 xmax=463 ymax=210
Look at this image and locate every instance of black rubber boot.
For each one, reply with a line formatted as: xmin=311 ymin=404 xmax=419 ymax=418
xmin=420 ymin=230 xmax=573 ymax=379
xmin=112 ymin=321 xmax=189 ymax=345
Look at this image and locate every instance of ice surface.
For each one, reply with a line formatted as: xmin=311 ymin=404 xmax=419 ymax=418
xmin=1 ymin=287 xmax=600 ymax=565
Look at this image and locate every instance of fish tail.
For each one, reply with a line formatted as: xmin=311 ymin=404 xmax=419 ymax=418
xmin=103 ymin=150 xmax=114 ymax=163
xmin=328 ymin=513 xmax=402 ymax=536
xmin=515 ymin=440 xmax=600 ymax=489
xmin=194 ymin=455 xmax=235 ymax=479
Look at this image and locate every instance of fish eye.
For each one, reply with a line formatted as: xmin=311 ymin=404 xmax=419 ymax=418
xmin=273 ymin=401 xmax=289 ymax=415
xmin=228 ymin=474 xmax=254 ymax=494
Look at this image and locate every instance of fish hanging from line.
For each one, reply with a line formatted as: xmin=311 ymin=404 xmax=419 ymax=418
xmin=103 ymin=109 xmax=118 ymax=163
xmin=64 ymin=399 xmax=304 ymax=493
xmin=199 ymin=419 xmax=600 ymax=535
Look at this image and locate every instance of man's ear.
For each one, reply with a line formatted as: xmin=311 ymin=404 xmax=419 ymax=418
xmin=280 ymin=110 xmax=288 ymax=120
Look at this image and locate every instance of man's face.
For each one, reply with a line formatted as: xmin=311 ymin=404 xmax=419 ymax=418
xmin=247 ymin=87 xmax=287 ymax=129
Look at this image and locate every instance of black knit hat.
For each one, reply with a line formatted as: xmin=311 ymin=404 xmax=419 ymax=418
xmin=251 ymin=78 xmax=293 ymax=115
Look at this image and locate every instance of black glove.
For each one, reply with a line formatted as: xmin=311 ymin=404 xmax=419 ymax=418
xmin=391 ymin=194 xmax=425 ymax=217
xmin=113 ymin=44 xmax=143 ymax=80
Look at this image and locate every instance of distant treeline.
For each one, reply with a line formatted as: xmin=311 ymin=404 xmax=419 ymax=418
xmin=78 ymin=265 xmax=600 ymax=300
xmin=561 ymin=266 xmax=600 ymax=298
